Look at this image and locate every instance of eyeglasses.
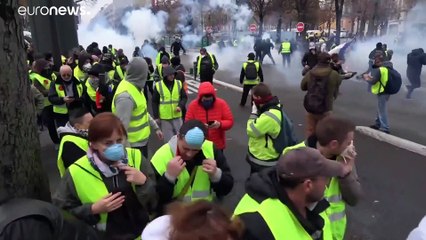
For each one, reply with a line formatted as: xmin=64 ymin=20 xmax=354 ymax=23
xmin=62 ymin=74 xmax=71 ymax=77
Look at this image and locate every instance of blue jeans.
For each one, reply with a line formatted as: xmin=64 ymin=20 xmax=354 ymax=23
xmin=375 ymin=94 xmax=390 ymax=131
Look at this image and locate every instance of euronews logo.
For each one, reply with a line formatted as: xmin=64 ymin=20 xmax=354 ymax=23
xmin=18 ymin=5 xmax=89 ymax=16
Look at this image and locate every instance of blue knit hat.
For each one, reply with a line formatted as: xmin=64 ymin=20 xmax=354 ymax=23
xmin=184 ymin=127 xmax=205 ymax=149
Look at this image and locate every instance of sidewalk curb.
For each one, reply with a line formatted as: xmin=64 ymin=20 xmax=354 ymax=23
xmin=184 ymin=72 xmax=426 ymax=155
xmin=356 ymin=126 xmax=426 ymax=157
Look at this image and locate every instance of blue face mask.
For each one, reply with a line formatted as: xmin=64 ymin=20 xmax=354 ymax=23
xmin=103 ymin=144 xmax=125 ymax=161
xmin=201 ymin=99 xmax=214 ymax=109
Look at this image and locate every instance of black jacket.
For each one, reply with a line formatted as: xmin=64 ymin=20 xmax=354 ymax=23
xmin=0 ymin=198 xmax=99 ymax=240
xmin=302 ymin=51 xmax=319 ymax=69
xmin=151 ymin=80 xmax=188 ymax=120
xmin=170 ymin=41 xmax=186 ymax=55
xmin=407 ymin=48 xmax=426 ymax=85
xmin=237 ymin=169 xmax=330 ymax=240
xmin=48 ymin=76 xmax=84 ymax=110
xmin=152 ymin=143 xmax=234 ymax=215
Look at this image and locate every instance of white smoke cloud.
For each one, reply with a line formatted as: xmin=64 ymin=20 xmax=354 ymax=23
xmin=123 ymin=8 xmax=169 ymax=44
xmin=77 ymin=17 xmax=135 ymax=57
xmin=77 ymin=5 xmax=169 ymax=59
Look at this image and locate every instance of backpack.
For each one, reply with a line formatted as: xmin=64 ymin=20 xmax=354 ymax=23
xmin=267 ymin=106 xmax=298 ymax=155
xmin=245 ymin=62 xmax=258 ymax=80
xmin=303 ymin=73 xmax=329 ymax=114
xmin=380 ymin=67 xmax=402 ymax=95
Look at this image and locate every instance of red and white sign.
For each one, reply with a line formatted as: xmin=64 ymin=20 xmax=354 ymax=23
xmin=249 ymin=24 xmax=257 ymax=32
xmin=296 ymin=22 xmax=305 ymax=33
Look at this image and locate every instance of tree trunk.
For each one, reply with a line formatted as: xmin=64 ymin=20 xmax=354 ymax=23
xmin=367 ymin=0 xmax=379 ymax=37
xmin=335 ymin=0 xmax=344 ymax=45
xmin=277 ymin=15 xmax=282 ymax=42
xmin=359 ymin=13 xmax=367 ymax=38
xmin=259 ymin=14 xmax=264 ymax=36
xmin=0 ymin=0 xmax=51 ymax=202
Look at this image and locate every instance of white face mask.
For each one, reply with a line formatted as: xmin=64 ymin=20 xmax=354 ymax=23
xmin=83 ymin=63 xmax=92 ymax=71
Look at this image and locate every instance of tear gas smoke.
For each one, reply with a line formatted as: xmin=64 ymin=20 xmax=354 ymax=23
xmin=78 ymin=4 xmax=168 ymax=59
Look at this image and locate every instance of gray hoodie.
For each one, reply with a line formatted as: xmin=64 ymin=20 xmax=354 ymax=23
xmin=114 ymin=57 xmax=159 ymax=147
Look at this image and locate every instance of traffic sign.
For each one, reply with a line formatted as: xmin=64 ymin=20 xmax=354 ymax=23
xmin=249 ymin=24 xmax=257 ymax=32
xmin=296 ymin=22 xmax=305 ymax=32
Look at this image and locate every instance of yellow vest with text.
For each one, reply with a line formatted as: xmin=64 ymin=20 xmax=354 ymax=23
xmin=151 ymin=140 xmax=215 ymax=202
xmin=197 ymin=53 xmax=215 ymax=76
xmin=281 ymin=42 xmax=291 ymax=54
xmin=247 ymin=108 xmax=282 ymax=166
xmin=283 ymin=141 xmax=347 ymax=240
xmin=155 ymin=80 xmax=182 ymax=120
xmin=371 ymin=67 xmax=389 ymax=95
xmin=30 ymin=72 xmax=52 ymax=107
xmin=68 ymin=148 xmax=141 ymax=232
xmin=243 ymin=60 xmax=260 ymax=85
xmin=234 ymin=194 xmax=333 ymax=240
xmin=57 ymin=134 xmax=89 ymax=177
xmin=112 ymin=80 xmax=150 ymax=144
xmin=53 ymin=82 xmax=84 ymax=114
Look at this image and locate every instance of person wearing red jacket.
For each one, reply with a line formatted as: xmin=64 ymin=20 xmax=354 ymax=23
xmin=185 ymin=82 xmax=234 ymax=151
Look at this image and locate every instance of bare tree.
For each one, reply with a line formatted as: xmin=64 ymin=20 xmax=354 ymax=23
xmin=0 ymin=0 xmax=51 ymax=202
xmin=294 ymin=0 xmax=320 ymax=32
xmin=249 ymin=0 xmax=274 ymax=35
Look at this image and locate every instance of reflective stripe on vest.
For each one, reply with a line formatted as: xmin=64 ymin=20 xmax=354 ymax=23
xmin=234 ymin=195 xmax=333 ymax=239
xmin=247 ymin=109 xmax=282 ymax=162
xmin=151 ymin=140 xmax=215 ymax=202
xmin=53 ymin=83 xmax=83 ymax=114
xmin=31 ymin=72 xmax=52 ymax=107
xmin=371 ymin=67 xmax=389 ymax=95
xmin=325 ymin=177 xmax=347 ymax=240
xmin=112 ymin=80 xmax=150 ymax=144
xmin=197 ymin=53 xmax=215 ymax=75
xmin=155 ymin=80 xmax=182 ymax=120
xmin=68 ymin=148 xmax=142 ymax=232
xmin=57 ymin=134 xmax=89 ymax=177
xmin=281 ymin=42 xmax=291 ymax=53
xmin=73 ymin=66 xmax=86 ymax=82
xmin=85 ymin=80 xmax=97 ymax=102
xmin=243 ymin=60 xmax=260 ymax=85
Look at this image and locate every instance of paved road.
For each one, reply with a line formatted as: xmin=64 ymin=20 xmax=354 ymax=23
xmin=39 ymin=54 xmax=426 ymax=240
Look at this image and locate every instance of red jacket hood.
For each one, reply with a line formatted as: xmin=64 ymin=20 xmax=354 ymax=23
xmin=197 ymin=82 xmax=216 ymax=100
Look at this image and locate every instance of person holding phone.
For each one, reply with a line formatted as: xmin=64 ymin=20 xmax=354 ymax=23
xmin=54 ymin=113 xmax=157 ymax=239
xmin=185 ymin=82 xmax=234 ymax=152
xmin=48 ymin=65 xmax=84 ymax=129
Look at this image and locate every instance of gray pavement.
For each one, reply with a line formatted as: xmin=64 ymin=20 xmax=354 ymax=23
xmin=39 ymin=53 xmax=426 ymax=240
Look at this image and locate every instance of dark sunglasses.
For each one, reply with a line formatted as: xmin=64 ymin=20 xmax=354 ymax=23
xmin=62 ymin=74 xmax=71 ymax=77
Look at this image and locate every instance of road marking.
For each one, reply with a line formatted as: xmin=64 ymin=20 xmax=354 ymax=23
xmin=184 ymin=73 xmax=426 ymax=155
